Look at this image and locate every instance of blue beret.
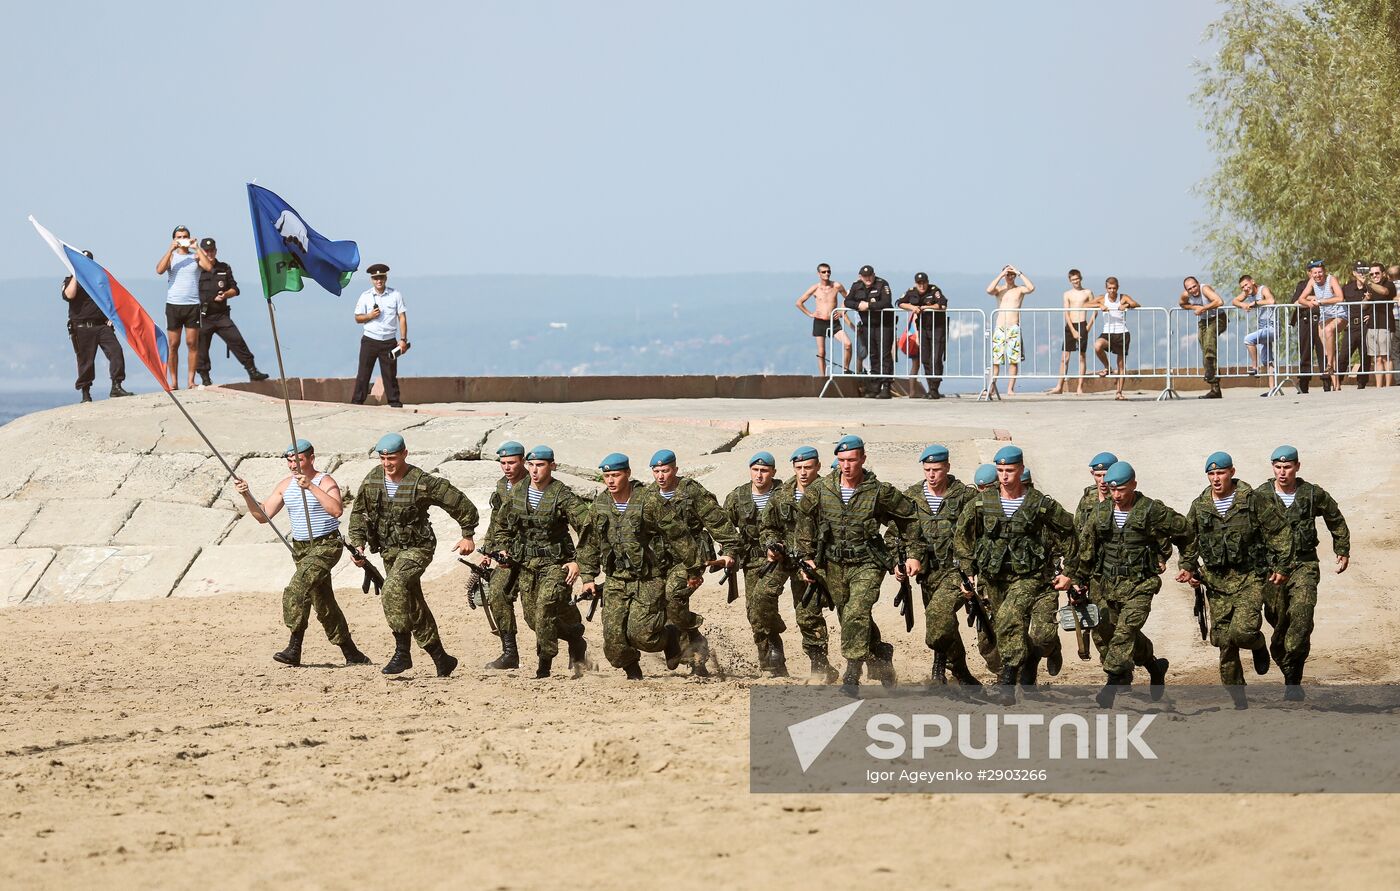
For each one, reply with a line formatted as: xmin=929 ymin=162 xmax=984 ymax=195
xmin=1205 ymin=451 xmax=1233 ymax=472
xmin=974 ymin=464 xmax=997 ymax=487
xmin=284 ymin=438 xmax=313 ymax=457
xmin=993 ymin=445 xmax=1023 ymax=465
xmin=1270 ymin=445 xmax=1299 ymax=463
xmin=649 ymin=449 xmax=677 ymax=467
xmin=919 ymin=444 xmax=950 ymax=463
xmin=1021 ymin=467 xmax=1033 ymax=483
xmin=1104 ymin=461 xmax=1135 ymax=486
xmin=749 ymin=451 xmax=776 ymax=468
xmin=831 ymin=458 xmax=839 ymax=471
xmin=495 ymin=441 xmax=525 ymax=458
xmin=834 ymin=434 xmax=865 ymax=454
xmin=373 ymin=433 xmax=406 ymax=455
xmin=1089 ymin=451 xmax=1119 ymax=471
xmin=791 ymin=446 xmax=819 ymax=463
xmin=599 ymin=452 xmax=630 ymax=472
xmin=526 ymin=445 xmax=554 ymax=461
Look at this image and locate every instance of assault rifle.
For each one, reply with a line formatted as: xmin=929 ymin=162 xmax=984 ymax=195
xmin=892 ymin=545 xmax=914 ymax=633
xmin=795 ymin=554 xmax=835 ymax=611
xmin=573 ymin=585 xmax=602 ymax=621
xmin=757 ymin=540 xmax=788 ymax=578
xmin=1192 ymin=581 xmax=1210 ymax=641
xmin=707 ymin=558 xmax=739 ymax=604
xmin=953 ymin=559 xmax=995 ymax=643
xmin=1064 ymin=584 xmax=1097 ymax=661
xmin=343 ymin=539 xmax=384 ymax=597
xmin=457 ymin=556 xmax=499 ymax=633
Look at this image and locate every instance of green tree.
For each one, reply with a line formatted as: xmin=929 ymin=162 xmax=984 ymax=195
xmin=1195 ymin=0 xmax=1400 ymax=292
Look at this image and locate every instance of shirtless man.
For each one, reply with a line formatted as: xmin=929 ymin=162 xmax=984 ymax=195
xmin=1048 ymin=268 xmax=1098 ymax=395
xmin=796 ymin=263 xmax=853 ymax=375
xmin=985 ymin=265 xmax=1035 ymax=395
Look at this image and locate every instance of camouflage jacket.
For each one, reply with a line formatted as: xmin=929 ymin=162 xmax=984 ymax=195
xmin=1072 ymin=492 xmax=1194 ymax=582
xmin=496 ymin=478 xmax=593 ymax=568
xmin=723 ymin=479 xmax=783 ymax=568
xmin=348 ymin=465 xmax=479 ymax=553
xmin=576 ymin=482 xmax=674 ymax=582
xmin=1269 ymin=479 xmax=1350 ymax=566
xmin=481 ymin=474 xmax=524 ymax=553
xmin=891 ymin=477 xmax=977 ymax=572
xmin=795 ymin=470 xmax=918 ymax=569
xmin=953 ymin=486 xmax=1077 ymax=582
xmin=646 ymin=477 xmax=739 ymax=574
xmin=1180 ymin=479 xmax=1290 ymax=579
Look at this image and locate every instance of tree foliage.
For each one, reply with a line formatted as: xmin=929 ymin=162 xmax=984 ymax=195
xmin=1195 ymin=0 xmax=1400 ymax=290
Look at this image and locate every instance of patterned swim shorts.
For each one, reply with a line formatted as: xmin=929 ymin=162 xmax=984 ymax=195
xmin=992 ymin=325 xmax=1022 ymax=365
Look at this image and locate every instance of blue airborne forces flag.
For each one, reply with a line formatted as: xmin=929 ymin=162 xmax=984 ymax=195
xmin=246 ymin=184 xmax=361 ymax=298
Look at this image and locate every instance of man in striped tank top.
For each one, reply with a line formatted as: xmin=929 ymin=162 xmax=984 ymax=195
xmin=234 ymin=439 xmax=371 ymax=668
xmin=722 ymin=452 xmax=788 ymax=676
xmin=479 ymin=441 xmax=529 ymax=671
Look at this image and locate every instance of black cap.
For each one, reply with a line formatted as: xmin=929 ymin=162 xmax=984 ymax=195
xmin=200 ymin=237 xmax=216 ymax=251
xmin=367 ymin=263 xmax=390 ymax=276
xmin=914 ymin=272 xmax=929 ymax=284
xmin=859 ymin=265 xmax=875 ymax=277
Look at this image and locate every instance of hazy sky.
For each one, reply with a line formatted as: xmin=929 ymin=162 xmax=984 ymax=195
xmin=6 ymin=1 xmax=1223 ymax=284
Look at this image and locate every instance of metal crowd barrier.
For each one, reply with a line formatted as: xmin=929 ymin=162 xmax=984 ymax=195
xmin=817 ymin=307 xmax=987 ymax=397
xmin=1274 ymin=298 xmax=1397 ymax=390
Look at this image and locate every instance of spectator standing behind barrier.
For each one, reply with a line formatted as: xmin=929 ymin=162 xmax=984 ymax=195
xmin=896 ymin=272 xmax=948 ymax=399
xmin=985 ymin=265 xmax=1034 ymax=396
xmin=194 ymin=238 xmax=269 ymax=387
xmin=1362 ymin=262 xmax=1396 ymax=387
xmin=62 ymin=250 xmax=131 ymax=403
xmin=1233 ymin=275 xmax=1277 ymax=396
xmin=155 ymin=225 xmax=213 ymax=390
xmin=1340 ymin=262 xmax=1373 ymax=388
xmin=1296 ymin=259 xmax=1346 ymax=392
xmin=1291 ymin=262 xmax=1329 ymax=394
xmin=796 ymin=263 xmax=852 ymax=376
xmin=1179 ymin=276 xmax=1226 ymax=399
xmin=1048 ymin=269 xmax=1097 ymax=395
xmin=351 ymin=263 xmax=408 ymax=408
xmin=846 ymin=264 xmax=894 ymax=399
xmin=1389 ymin=265 xmax=1400 ymax=374
xmin=1092 ymin=277 xmax=1138 ymax=401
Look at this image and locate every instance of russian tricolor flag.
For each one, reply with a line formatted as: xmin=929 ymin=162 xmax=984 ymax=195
xmin=30 ymin=216 xmax=170 ymax=392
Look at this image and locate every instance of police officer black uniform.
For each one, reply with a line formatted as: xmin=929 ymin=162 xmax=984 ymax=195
xmin=195 ymin=238 xmax=268 ymax=386
xmin=62 ymin=250 xmax=131 ymax=403
xmin=897 ymin=272 xmax=949 ymax=399
xmin=845 ymin=264 xmax=895 ymax=398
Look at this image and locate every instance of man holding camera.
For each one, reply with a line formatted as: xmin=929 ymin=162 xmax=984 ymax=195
xmin=156 ymin=226 xmax=212 ymax=390
xmin=62 ymin=250 xmax=131 ymax=403
xmin=194 ymin=238 xmax=269 ymax=386
xmin=351 ymin=263 xmax=407 ymax=408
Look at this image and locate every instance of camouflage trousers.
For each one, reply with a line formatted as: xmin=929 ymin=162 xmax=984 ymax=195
xmin=601 ymin=575 xmax=667 ymax=668
xmin=748 ymin=564 xmax=831 ymax=656
xmin=380 ymin=547 xmax=441 ymax=650
xmin=485 ymin=561 xmax=520 ymax=636
xmin=984 ymin=576 xmax=1061 ymax=672
xmin=284 ymin=536 xmax=350 ymax=645
xmin=823 ymin=561 xmax=886 ymax=663
xmin=515 ymin=562 xmax=586 ymax=660
xmin=1264 ymin=562 xmax=1320 ymax=677
xmin=920 ymin=568 xmax=968 ymax=663
xmin=1202 ymin=569 xmax=1266 ymax=686
xmin=661 ymin=562 xmax=703 ymax=633
xmin=1089 ymin=575 xmax=1159 ymax=678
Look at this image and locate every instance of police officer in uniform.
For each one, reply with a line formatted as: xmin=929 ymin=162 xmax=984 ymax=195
xmin=480 ymin=441 xmax=529 ymax=670
xmin=846 ymin=265 xmax=896 ymax=399
xmin=62 ymin=250 xmax=131 ymax=402
xmin=1177 ymin=451 xmax=1291 ymax=708
xmin=346 ymin=433 xmax=479 ymax=677
xmin=351 ymin=264 xmax=407 ymax=407
xmin=795 ymin=435 xmax=919 ymax=696
xmin=889 ymin=445 xmax=980 ymax=685
xmin=759 ymin=446 xmax=838 ymax=683
xmin=1264 ymin=446 xmax=1349 ymax=700
xmin=194 ymin=238 xmax=269 ymax=386
xmin=896 ymin=273 xmax=949 ymax=399
xmin=954 ymin=445 xmax=1078 ymax=703
xmin=721 ymin=452 xmax=787 ymax=675
xmin=495 ymin=445 xmax=594 ymax=678
xmin=646 ymin=449 xmax=739 ymax=677
xmin=1073 ymin=461 xmax=1192 ymax=707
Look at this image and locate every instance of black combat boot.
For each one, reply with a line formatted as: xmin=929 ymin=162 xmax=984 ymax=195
xmin=840 ymin=660 xmax=863 ymax=698
xmin=248 ymin=368 xmax=270 ymax=382
xmin=198 ymin=371 xmax=213 ymax=387
xmin=871 ymin=641 xmax=896 ymax=687
xmin=623 ymin=661 xmax=644 ymax=681
xmin=663 ymin=626 xmax=683 ymax=671
xmin=993 ymin=666 xmax=1019 ymax=705
xmin=566 ymin=630 xmax=591 ymax=676
xmin=925 ymin=382 xmax=942 ymax=400
xmin=1226 ymin=685 xmax=1248 ymax=710
xmin=875 ymin=382 xmax=892 ymax=399
xmin=1252 ymin=645 xmax=1270 ymax=675
xmin=766 ymin=636 xmax=789 ymax=678
xmin=931 ymin=651 xmax=948 ymax=686
xmin=1283 ymin=666 xmax=1305 ymax=701
xmin=80 ymin=386 xmax=92 ymax=403
xmin=1045 ymin=646 xmax=1063 ymax=677
xmin=863 ymin=382 xmax=879 ymax=398
xmin=340 ymin=637 xmax=372 ymax=665
xmin=1096 ymin=672 xmax=1130 ymax=709
xmin=687 ymin=629 xmax=711 ymax=677
xmin=425 ymin=641 xmax=458 ymax=677
xmin=1148 ymin=656 xmax=1169 ymax=701
xmin=381 ymin=632 xmax=413 ymax=675
xmin=484 ymin=632 xmax=519 ymax=670
xmin=273 ymin=630 xmax=304 ymax=667
xmin=109 ymin=383 xmax=132 ymax=398
xmin=535 ymin=653 xmax=552 ymax=679
xmin=1018 ymin=654 xmax=1041 ymax=689
xmin=807 ymin=648 xmax=839 ymax=684
xmin=950 ymin=657 xmax=982 ymax=688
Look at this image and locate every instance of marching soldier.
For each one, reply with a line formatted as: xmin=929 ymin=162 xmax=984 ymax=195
xmin=973 ymin=464 xmax=997 ymax=492
xmin=892 ymin=445 xmax=981 ymax=686
xmin=759 ymin=446 xmax=838 ymax=683
xmin=1074 ymin=452 xmax=1118 ymax=527
xmin=346 ymin=433 xmax=479 ymax=677
xmin=1264 ymin=446 xmax=1350 ymax=700
xmin=722 ymin=452 xmax=787 ymax=675
xmin=234 ymin=438 xmax=371 ymax=667
xmin=480 ymin=441 xmax=528 ymax=670
xmin=647 ymin=449 xmax=739 ymax=677
xmin=1177 ymin=451 xmax=1291 ymax=708
xmin=954 ymin=445 xmax=1078 ymax=702
xmin=795 ymin=435 xmax=919 ymax=696
xmin=576 ymin=453 xmax=686 ymax=679
xmin=1072 ymin=461 xmax=1192 ymax=707
xmin=496 ymin=445 xmax=593 ymax=678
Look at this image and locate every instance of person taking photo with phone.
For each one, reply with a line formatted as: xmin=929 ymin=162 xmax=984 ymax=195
xmin=155 ymin=225 xmax=213 ymax=390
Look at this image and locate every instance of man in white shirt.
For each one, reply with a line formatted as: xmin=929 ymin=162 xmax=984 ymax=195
xmin=351 ymin=263 xmax=408 ymax=408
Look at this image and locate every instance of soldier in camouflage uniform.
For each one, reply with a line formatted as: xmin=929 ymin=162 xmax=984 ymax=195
xmin=795 ymin=434 xmax=919 ymax=697
xmin=1177 ymin=451 xmax=1291 ymax=708
xmin=495 ymin=445 xmax=594 ymax=679
xmin=891 ymin=444 xmax=981 ymax=686
xmin=576 ymin=453 xmax=695 ymax=679
xmin=954 ymin=445 xmax=1078 ymax=703
xmin=480 ymin=441 xmax=528 ymax=670
xmin=722 ymin=452 xmax=789 ymax=676
xmin=1072 ymin=461 xmax=1193 ymax=707
xmin=347 ymin=433 xmax=480 ymax=677
xmin=1263 ymin=446 xmax=1350 ymax=700
xmin=758 ymin=446 xmax=837 ymax=683
xmin=234 ymin=438 xmax=371 ymax=668
xmin=647 ymin=449 xmax=740 ymax=676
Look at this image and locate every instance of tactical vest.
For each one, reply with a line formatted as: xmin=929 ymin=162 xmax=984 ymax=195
xmin=594 ymin=486 xmax=663 ymax=580
xmin=506 ymin=481 xmax=575 ymax=562
xmin=483 ymin=475 xmax=517 ymax=549
xmin=815 ymin=475 xmax=891 ymax=566
xmin=1094 ymin=496 xmax=1159 ymax=579
xmin=1280 ymin=482 xmax=1320 ymax=562
xmin=359 ymin=466 xmax=435 ymax=552
xmin=658 ymin=479 xmax=714 ymax=564
xmin=1194 ymin=486 xmax=1264 ymax=571
xmin=911 ymin=479 xmax=968 ymax=569
xmin=729 ymin=481 xmax=778 ymax=564
xmin=972 ymin=488 xmax=1050 ymax=577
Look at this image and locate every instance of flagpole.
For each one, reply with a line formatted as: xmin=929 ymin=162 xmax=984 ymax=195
xmin=264 ymin=298 xmax=318 ymax=547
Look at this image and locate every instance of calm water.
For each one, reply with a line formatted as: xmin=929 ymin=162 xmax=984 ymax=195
xmin=0 ymin=391 xmax=79 ymax=426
